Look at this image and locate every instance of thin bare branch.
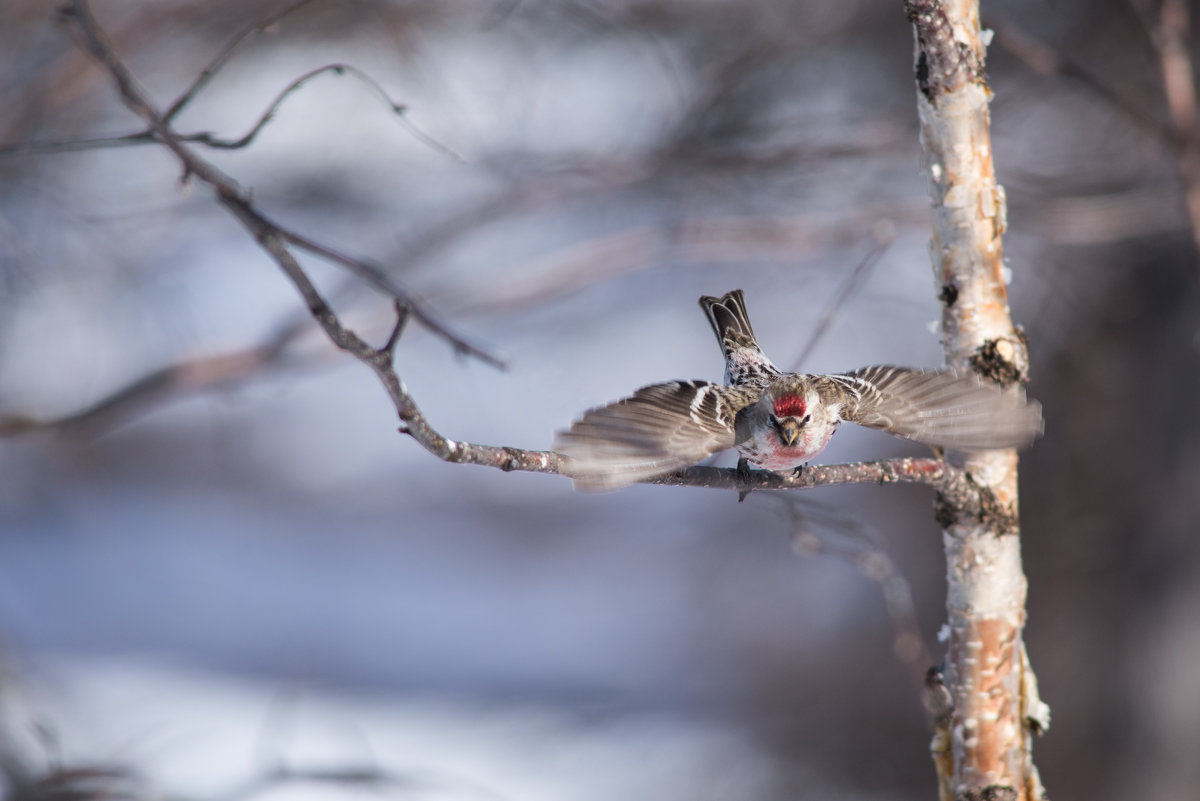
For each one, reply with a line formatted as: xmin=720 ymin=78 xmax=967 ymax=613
xmin=778 ymin=495 xmax=933 ymax=689
xmin=987 ymin=17 xmax=1169 ymax=148
xmin=381 ymin=301 xmax=410 ymax=356
xmin=787 ymin=231 xmax=891 ymax=371
xmin=190 ymin=63 xmax=456 ymax=157
xmin=992 ymin=6 xmax=1200 ymax=286
xmin=163 ymin=0 xmax=320 ymax=123
xmin=0 ymin=62 xmax=449 ymax=160
xmin=0 ymin=293 xmax=333 ymax=437
xmin=57 ymin=0 xmax=501 ymax=368
xmin=651 ymin=456 xmax=980 ymax=504
xmin=0 ymin=347 xmax=282 ymax=437
xmin=0 ymin=130 xmax=156 ymax=157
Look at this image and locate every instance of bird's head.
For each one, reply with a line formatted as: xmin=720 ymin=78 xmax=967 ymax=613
xmin=767 ymin=385 xmax=814 ymax=447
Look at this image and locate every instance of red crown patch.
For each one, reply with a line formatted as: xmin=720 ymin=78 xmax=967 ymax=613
xmin=772 ymin=394 xmax=807 ymax=418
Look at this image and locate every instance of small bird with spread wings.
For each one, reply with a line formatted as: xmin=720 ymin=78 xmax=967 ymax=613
xmin=555 ymin=290 xmax=1043 ymax=491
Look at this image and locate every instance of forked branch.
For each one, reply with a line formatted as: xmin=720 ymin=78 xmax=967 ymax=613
xmin=56 ymin=0 xmax=498 ymax=367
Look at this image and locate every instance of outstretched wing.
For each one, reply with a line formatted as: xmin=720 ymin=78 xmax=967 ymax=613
xmin=824 ymin=366 xmax=1044 ymax=450
xmin=554 ymin=381 xmax=744 ymax=491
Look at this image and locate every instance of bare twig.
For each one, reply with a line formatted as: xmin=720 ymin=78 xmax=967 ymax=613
xmin=651 ymin=455 xmax=971 ymax=496
xmin=381 ymin=301 xmax=410 ymax=357
xmin=263 ymin=226 xmax=496 ymax=366
xmin=163 ymin=0 xmax=319 ymax=123
xmin=0 ymin=290 xmax=341 ymax=437
xmin=992 ymin=6 xmax=1200 ymax=285
xmin=179 ymin=63 xmax=411 ymax=152
xmin=57 ymin=0 xmax=500 ymax=368
xmin=187 ymin=62 xmax=462 ymax=160
xmin=0 ymin=62 xmax=448 ymax=160
xmin=3 ymin=12 xmax=459 ymax=165
xmin=0 ymin=347 xmax=285 ymax=437
xmin=987 ymin=17 xmax=1168 ymax=148
xmin=1 ymin=0 xmax=319 ymax=159
xmin=0 ymin=130 xmax=158 ymax=157
xmin=787 ymin=232 xmax=891 ymax=371
xmin=779 ymin=495 xmax=933 ymax=688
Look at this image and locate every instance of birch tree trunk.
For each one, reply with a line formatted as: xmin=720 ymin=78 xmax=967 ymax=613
xmin=904 ymin=2 xmax=1049 ymax=799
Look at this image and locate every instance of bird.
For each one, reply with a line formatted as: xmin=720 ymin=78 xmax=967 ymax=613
xmin=554 ymin=289 xmax=1043 ymax=491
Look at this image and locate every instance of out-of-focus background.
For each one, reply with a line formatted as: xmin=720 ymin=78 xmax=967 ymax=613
xmin=1 ymin=1 xmax=1197 ymax=799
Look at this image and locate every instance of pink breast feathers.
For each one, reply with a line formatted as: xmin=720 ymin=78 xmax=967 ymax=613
xmin=772 ymin=394 xmax=807 ymax=418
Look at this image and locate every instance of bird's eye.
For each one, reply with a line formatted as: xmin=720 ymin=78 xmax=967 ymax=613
xmin=801 ymin=414 xmax=811 ymax=424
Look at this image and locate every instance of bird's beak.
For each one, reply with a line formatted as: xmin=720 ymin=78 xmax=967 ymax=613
xmin=779 ymin=418 xmax=801 ymax=447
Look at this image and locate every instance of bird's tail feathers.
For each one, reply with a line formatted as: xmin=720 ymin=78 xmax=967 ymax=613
xmin=699 ymin=289 xmax=760 ymax=355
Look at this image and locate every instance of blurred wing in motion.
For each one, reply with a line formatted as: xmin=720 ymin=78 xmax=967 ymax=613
xmin=825 ymin=366 xmax=1044 ymax=450
xmin=554 ymin=381 xmax=743 ymax=491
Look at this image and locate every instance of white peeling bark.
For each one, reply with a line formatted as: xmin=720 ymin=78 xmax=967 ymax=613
xmin=905 ymin=2 xmax=1048 ymax=800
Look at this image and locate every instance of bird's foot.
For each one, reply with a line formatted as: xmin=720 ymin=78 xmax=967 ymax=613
xmin=791 ymin=463 xmax=806 ymax=480
xmin=736 ymin=457 xmax=753 ymax=483
xmin=737 ymin=457 xmax=753 ymax=503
